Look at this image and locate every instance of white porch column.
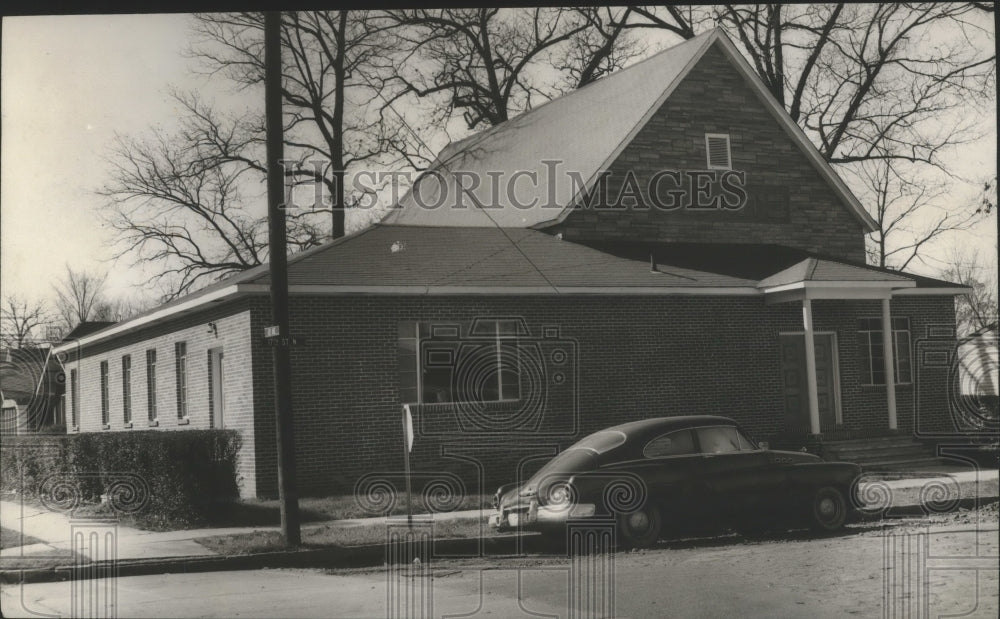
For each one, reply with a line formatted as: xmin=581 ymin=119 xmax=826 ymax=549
xmin=802 ymin=298 xmax=821 ymax=435
xmin=882 ymin=298 xmax=898 ymax=430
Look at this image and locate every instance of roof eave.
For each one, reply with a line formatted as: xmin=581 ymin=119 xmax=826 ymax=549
xmin=52 ymin=284 xmax=248 ymax=355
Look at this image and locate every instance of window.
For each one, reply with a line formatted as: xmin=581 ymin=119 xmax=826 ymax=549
xmin=644 ymin=430 xmax=697 ymax=458
xmin=705 ymin=133 xmax=732 ymax=170
xmin=146 ymin=349 xmax=157 ymax=421
xmin=399 ymin=320 xmax=520 ymax=404
xmin=70 ymin=369 xmax=78 ymax=428
xmin=175 ymin=342 xmax=188 ymax=418
xmin=100 ymin=361 xmax=109 ymax=427
xmin=858 ymin=317 xmax=912 ymax=385
xmin=122 ymin=355 xmax=132 ymax=424
xmin=695 ymin=426 xmax=751 ymax=454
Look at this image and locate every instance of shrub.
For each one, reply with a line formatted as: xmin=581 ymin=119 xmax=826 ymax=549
xmin=0 ymin=429 xmax=241 ymax=529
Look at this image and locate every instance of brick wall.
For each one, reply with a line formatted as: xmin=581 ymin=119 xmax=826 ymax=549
xmin=65 ymin=291 xmax=956 ymax=500
xmin=766 ymin=296 xmax=958 ymax=441
xmin=551 ymin=46 xmax=866 ymax=262
xmin=61 ymin=301 xmax=260 ymax=497
xmin=247 ymin=293 xmax=956 ymax=498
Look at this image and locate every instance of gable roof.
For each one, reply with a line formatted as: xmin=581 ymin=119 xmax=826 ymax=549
xmin=382 ymin=28 xmax=877 ymax=233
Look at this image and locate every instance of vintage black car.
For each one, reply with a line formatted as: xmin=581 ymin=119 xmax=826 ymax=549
xmin=490 ymin=416 xmax=861 ymax=547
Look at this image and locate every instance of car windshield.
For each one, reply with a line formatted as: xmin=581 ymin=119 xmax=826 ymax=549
xmin=530 ymin=449 xmax=598 ymax=482
xmin=566 ymin=430 xmax=627 ymax=454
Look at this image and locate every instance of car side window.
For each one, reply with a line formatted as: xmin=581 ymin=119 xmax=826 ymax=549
xmin=643 ymin=430 xmax=696 ymax=458
xmin=696 ymin=426 xmax=741 ymax=454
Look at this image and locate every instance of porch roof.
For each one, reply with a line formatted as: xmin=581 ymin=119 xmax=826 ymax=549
xmin=757 ymin=258 xmax=914 ymax=289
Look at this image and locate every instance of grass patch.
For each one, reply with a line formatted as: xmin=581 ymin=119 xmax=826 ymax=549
xmin=198 ymin=517 xmax=492 ymax=555
xmin=206 ymin=493 xmax=493 ymax=529
xmin=1 ymin=526 xmax=44 ymax=549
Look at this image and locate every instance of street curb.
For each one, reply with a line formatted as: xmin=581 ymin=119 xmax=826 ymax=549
xmin=0 ymin=533 xmax=539 ymax=585
xmin=4 ymin=496 xmax=996 ymax=586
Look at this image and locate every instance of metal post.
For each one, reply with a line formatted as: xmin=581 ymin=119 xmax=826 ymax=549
xmin=882 ymin=298 xmax=898 ymax=431
xmin=403 ymin=407 xmax=413 ymax=527
xmin=265 ymin=10 xmax=300 ymax=547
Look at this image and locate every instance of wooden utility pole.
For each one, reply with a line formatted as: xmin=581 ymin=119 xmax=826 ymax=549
xmin=264 ymin=10 xmax=301 ymax=548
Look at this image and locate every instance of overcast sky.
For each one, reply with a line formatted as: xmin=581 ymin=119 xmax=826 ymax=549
xmin=2 ymin=12 xmax=997 ymax=308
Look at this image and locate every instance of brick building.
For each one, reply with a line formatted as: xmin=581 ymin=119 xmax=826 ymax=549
xmin=53 ymin=30 xmax=970 ymax=498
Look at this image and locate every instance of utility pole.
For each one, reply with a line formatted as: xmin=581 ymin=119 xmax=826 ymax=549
xmin=265 ymin=10 xmax=301 ymax=548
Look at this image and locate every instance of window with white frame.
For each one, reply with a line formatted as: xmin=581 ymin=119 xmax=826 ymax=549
xmin=705 ymin=133 xmax=732 ymax=169
xmin=175 ymin=342 xmax=188 ymax=418
xmin=398 ymin=320 xmax=520 ymax=405
xmin=858 ymin=317 xmax=912 ymax=385
xmin=122 ymin=354 xmax=132 ymax=424
xmin=146 ymin=349 xmax=157 ymax=421
xmin=70 ymin=368 xmax=78 ymax=428
xmin=100 ymin=361 xmax=110 ymax=426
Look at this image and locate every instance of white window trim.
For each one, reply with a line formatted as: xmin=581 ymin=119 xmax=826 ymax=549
xmin=413 ymin=320 xmax=521 ymax=406
xmin=705 ymin=133 xmax=732 ymax=170
xmin=858 ymin=318 xmax=912 ymax=386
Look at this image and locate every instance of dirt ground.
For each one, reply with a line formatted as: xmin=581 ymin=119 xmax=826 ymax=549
xmin=3 ymin=503 xmax=997 ymax=618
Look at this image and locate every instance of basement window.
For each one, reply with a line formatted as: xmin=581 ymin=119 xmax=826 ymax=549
xmin=705 ymin=133 xmax=732 ymax=170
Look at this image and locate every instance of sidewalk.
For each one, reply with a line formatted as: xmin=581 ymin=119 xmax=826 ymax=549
xmin=2 ymin=468 xmax=997 ymax=564
xmin=0 ymin=499 xmax=487 ymax=562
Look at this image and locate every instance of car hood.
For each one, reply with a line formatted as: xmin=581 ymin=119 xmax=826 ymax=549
xmin=496 ymin=449 xmax=600 ymax=509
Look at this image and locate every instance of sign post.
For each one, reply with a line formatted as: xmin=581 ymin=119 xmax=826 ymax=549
xmin=403 ymin=404 xmax=414 ymax=527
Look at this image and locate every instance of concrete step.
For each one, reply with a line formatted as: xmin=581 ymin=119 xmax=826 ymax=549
xmin=826 ymin=443 xmax=931 ymax=457
xmin=862 ymin=457 xmax=954 ymax=472
xmin=824 ymin=436 xmax=923 ymax=449
xmin=846 ymin=451 xmax=938 ymax=465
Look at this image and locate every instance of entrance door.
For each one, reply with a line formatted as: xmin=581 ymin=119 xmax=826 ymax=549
xmin=779 ymin=334 xmax=838 ymax=433
xmin=210 ymin=349 xmax=225 ymax=428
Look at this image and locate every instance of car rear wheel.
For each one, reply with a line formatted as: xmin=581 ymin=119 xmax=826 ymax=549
xmin=809 ymin=486 xmax=847 ymax=532
xmin=617 ymin=506 xmax=662 ymax=549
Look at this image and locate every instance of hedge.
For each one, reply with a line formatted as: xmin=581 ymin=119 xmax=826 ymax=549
xmin=1 ymin=429 xmax=241 ymax=529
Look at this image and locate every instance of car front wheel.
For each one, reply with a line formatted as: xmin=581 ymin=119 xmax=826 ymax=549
xmin=809 ymin=486 xmax=847 ymax=532
xmin=617 ymin=506 xmax=662 ymax=549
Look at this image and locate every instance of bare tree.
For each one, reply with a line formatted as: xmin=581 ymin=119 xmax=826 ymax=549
xmin=857 ymin=160 xmax=976 ymax=270
xmin=0 ymin=295 xmax=50 ymax=349
xmin=189 ymin=11 xmax=405 ymax=239
xmin=940 ymin=247 xmax=999 ymax=336
xmin=51 ymin=266 xmax=109 ymax=332
xmin=379 ymin=8 xmax=596 ymax=130
xmin=99 ymin=91 xmax=319 ymax=299
xmin=553 ymin=7 xmax=648 ymax=89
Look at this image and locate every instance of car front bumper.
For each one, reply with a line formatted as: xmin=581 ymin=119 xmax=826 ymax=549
xmin=490 ymin=500 xmax=597 ymax=531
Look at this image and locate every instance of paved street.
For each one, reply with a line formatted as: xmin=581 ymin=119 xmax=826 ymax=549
xmin=3 ymin=516 xmax=997 ymax=618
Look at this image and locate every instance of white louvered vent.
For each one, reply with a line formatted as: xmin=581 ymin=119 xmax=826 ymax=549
xmin=705 ymin=133 xmax=732 ymax=170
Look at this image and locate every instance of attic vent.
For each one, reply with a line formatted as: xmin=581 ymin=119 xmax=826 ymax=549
xmin=705 ymin=133 xmax=732 ymax=170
